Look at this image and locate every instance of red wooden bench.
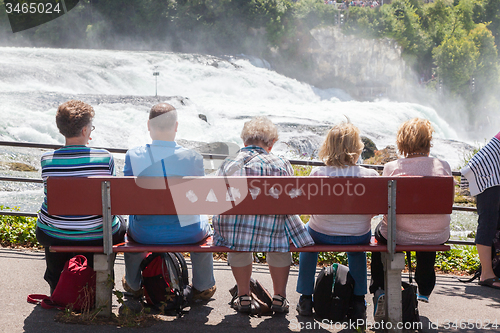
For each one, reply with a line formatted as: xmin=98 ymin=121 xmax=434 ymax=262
xmin=47 ymin=176 xmax=453 ymax=331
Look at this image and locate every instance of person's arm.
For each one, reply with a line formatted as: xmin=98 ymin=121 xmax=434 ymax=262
xmin=123 ymin=152 xmax=133 ymax=176
xmin=382 ymin=161 xmax=394 ymax=176
xmin=108 ymin=153 xmax=116 ymax=176
xmin=193 ymin=152 xmax=205 ymax=176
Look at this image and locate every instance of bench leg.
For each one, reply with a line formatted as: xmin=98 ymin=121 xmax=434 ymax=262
xmin=382 ymin=252 xmax=405 ymax=333
xmin=93 ymin=253 xmax=115 ymax=317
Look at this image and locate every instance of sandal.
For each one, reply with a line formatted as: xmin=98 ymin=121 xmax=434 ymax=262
xmin=231 ymin=295 xmax=252 ymax=313
xmin=478 ymin=277 xmax=500 ymax=290
xmin=271 ymin=294 xmax=289 ymax=314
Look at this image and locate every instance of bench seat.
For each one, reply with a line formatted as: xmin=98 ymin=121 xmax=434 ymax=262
xmin=50 ymin=236 xmax=450 ymax=253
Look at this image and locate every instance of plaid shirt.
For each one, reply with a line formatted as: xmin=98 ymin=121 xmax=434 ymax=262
xmin=212 ymin=146 xmax=314 ymax=252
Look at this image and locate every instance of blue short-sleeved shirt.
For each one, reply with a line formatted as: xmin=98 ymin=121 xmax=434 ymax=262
xmin=124 ymin=140 xmax=211 ymax=244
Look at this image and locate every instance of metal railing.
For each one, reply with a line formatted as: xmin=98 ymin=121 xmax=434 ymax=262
xmin=0 ymin=140 xmax=476 ymax=246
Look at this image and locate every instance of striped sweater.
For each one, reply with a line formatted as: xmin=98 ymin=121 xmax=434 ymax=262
xmin=461 ymin=133 xmax=500 ymax=196
xmin=36 ymin=145 xmax=120 ymax=240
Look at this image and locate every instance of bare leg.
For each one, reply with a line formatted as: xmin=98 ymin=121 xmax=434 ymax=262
xmin=268 ymin=264 xmax=290 ymax=298
xmin=231 ymin=263 xmax=253 ymax=296
xmin=477 ymin=244 xmax=500 ymax=287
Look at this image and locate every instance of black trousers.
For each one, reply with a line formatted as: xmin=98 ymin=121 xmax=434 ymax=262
xmin=369 ymin=224 xmax=437 ymax=296
xmin=36 ymin=218 xmax=126 ymax=291
xmin=476 ymin=185 xmax=500 ymax=246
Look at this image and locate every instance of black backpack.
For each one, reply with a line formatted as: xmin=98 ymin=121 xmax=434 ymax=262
xmin=459 ymin=230 xmax=500 ymax=283
xmin=140 ymin=252 xmax=192 ymax=315
xmin=313 ymin=263 xmax=355 ymax=322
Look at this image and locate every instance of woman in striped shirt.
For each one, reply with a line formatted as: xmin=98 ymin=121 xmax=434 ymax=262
xmin=36 ymin=100 xmax=126 ymax=293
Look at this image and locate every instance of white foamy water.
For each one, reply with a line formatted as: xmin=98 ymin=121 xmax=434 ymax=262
xmin=0 ymin=47 xmax=476 ymax=224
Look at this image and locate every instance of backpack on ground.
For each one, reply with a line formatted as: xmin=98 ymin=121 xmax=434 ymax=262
xmin=458 ymin=230 xmax=500 ymax=283
xmin=28 ymin=254 xmax=96 ymax=312
xmin=140 ymin=252 xmax=191 ymax=315
xmin=313 ymin=263 xmax=355 ymax=322
xmin=229 ymin=277 xmax=273 ymax=316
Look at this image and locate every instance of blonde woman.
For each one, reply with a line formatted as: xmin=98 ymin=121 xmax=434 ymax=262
xmin=370 ymin=118 xmax=452 ymax=319
xmin=295 ymin=121 xmax=379 ymax=320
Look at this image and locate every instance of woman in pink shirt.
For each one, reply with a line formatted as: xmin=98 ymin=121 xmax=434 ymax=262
xmin=370 ymin=118 xmax=452 ymax=319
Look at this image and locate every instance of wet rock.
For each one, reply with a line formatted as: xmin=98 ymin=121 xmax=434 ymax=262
xmin=361 ymin=136 xmax=377 ymax=160
xmin=199 ymin=114 xmax=208 ymax=123
xmin=0 ymin=162 xmax=37 ymax=172
xmin=364 ymin=145 xmax=398 ymax=165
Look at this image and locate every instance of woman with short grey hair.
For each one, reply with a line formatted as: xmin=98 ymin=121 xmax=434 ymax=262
xmin=213 ymin=116 xmax=314 ymax=314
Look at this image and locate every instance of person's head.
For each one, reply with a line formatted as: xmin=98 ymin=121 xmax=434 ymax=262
xmin=148 ymin=103 xmax=178 ymax=140
xmin=396 ymin=118 xmax=434 ymax=157
xmin=241 ymin=116 xmax=278 ymax=151
xmin=55 ymin=100 xmax=94 ymax=138
xmin=318 ymin=121 xmax=363 ymax=167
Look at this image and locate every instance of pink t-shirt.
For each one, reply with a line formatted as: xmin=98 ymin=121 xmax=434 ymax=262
xmin=380 ymin=156 xmax=452 ymax=245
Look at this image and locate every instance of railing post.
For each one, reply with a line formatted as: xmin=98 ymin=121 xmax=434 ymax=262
xmin=94 ymin=181 xmax=114 ymax=317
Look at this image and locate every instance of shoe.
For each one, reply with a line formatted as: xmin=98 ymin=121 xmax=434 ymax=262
xmin=416 ymin=293 xmax=429 ymax=303
xmin=296 ymin=295 xmax=313 ymax=316
xmin=373 ymin=289 xmax=385 ymax=321
xmin=478 ymin=277 xmax=500 ymax=290
xmin=118 ymin=298 xmax=144 ymax=315
xmin=192 ymin=285 xmax=217 ymax=301
xmin=231 ymin=295 xmax=252 ymax=313
xmin=122 ymin=276 xmax=143 ymax=299
xmin=271 ymin=294 xmax=289 ymax=314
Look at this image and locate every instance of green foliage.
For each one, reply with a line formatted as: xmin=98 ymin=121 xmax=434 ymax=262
xmin=433 ymin=34 xmax=479 ymax=93
xmin=459 ymin=140 xmax=485 ymax=168
xmin=435 ymin=245 xmax=480 ymax=273
xmin=470 ymin=24 xmax=499 ymax=92
xmin=343 ymin=6 xmax=394 ymax=38
xmin=390 ymin=0 xmax=431 ymax=58
xmin=421 ymin=0 xmax=455 ymax=46
xmin=293 ymin=164 xmax=313 ymax=176
xmin=291 ymin=251 xmax=351 ymax=266
xmin=294 ymin=0 xmax=339 ymax=29
xmin=0 ymin=206 xmax=39 ymax=247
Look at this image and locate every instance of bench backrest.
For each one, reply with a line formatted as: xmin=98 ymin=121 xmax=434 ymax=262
xmin=47 ymin=176 xmax=454 ymax=216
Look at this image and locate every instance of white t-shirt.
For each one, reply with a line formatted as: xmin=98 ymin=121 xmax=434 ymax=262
xmin=307 ymin=165 xmax=379 ymax=236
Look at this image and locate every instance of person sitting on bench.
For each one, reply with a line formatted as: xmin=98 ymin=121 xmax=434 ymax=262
xmin=295 ymin=120 xmax=379 ymax=320
xmin=370 ymin=118 xmax=452 ymax=319
xmin=212 ymin=116 xmax=314 ymax=314
xmin=122 ymin=103 xmax=216 ymax=302
xmin=35 ymin=100 xmax=126 ymax=293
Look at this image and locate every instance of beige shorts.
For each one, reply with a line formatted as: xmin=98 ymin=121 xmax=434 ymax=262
xmin=227 ymin=252 xmax=292 ymax=267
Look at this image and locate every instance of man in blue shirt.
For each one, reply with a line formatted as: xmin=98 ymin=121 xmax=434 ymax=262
xmin=122 ymin=103 xmax=216 ymax=301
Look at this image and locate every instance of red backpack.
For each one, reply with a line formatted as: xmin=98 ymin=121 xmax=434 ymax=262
xmin=28 ymin=255 xmax=96 ymax=311
xmin=140 ymin=252 xmax=191 ymax=315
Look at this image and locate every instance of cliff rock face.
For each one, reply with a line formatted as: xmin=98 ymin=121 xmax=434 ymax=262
xmin=302 ymin=26 xmax=407 ymax=99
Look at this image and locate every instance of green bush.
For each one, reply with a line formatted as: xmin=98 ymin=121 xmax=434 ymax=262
xmin=435 ymin=245 xmax=480 ymax=274
xmin=0 ymin=206 xmax=39 ymax=248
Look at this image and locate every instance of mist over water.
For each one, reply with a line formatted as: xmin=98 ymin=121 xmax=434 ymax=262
xmin=0 ymin=47 xmax=470 ymax=166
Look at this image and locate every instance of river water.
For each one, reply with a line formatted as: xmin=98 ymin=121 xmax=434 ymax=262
xmin=0 ymin=47 xmax=478 ymax=239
